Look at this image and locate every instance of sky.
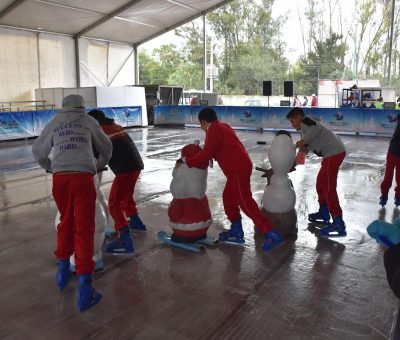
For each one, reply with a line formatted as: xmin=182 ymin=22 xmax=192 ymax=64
xmin=140 ymin=0 xmax=357 ymax=64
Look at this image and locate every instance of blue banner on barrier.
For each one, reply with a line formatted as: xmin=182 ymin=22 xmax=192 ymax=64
xmin=0 ymin=106 xmax=142 ymax=141
xmin=154 ymin=105 xmax=189 ymax=125
xmin=155 ymin=105 xmax=399 ymax=135
xmin=0 ymin=111 xmax=35 ymax=139
xmin=33 ymin=109 xmax=56 ymax=134
xmin=98 ymin=107 xmax=142 ymax=127
xmin=361 ymin=109 xmax=398 ymax=133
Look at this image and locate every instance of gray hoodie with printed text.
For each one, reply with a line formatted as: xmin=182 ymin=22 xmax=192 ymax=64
xmin=301 ymin=116 xmax=346 ymax=158
xmin=32 ymin=108 xmax=112 ymax=174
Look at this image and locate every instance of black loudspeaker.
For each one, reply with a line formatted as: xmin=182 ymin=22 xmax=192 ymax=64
xmin=263 ymin=81 xmax=272 ymax=96
xmin=284 ymin=81 xmax=294 ymax=97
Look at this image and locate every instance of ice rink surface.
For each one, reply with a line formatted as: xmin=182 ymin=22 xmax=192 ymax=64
xmin=0 ymin=127 xmax=397 ymax=339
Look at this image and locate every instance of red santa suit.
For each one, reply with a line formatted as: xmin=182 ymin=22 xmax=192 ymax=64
xmin=185 ymin=120 xmax=274 ymax=234
xmin=168 ymin=143 xmax=212 ymax=242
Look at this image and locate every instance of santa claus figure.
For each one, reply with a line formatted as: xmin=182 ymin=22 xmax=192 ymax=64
xmin=168 ymin=142 xmax=212 ymax=242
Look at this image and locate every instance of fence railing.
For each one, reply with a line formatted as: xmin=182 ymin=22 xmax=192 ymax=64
xmin=0 ymin=100 xmax=55 ymax=112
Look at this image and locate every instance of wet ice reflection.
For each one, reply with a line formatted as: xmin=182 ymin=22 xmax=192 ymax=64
xmin=0 ymin=127 xmax=396 ymax=339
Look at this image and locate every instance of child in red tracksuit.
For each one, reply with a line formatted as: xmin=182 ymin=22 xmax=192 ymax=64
xmin=32 ymin=94 xmax=112 ymax=312
xmin=380 ymin=114 xmax=400 ymax=207
xmin=178 ymin=108 xmax=283 ymax=252
xmin=287 ymin=107 xmax=346 ymax=237
xmin=367 ymin=218 xmax=400 ymax=299
xmin=88 ymin=110 xmax=145 ymax=254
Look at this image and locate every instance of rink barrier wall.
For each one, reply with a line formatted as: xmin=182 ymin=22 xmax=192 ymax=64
xmin=154 ymin=105 xmax=399 ymax=136
xmin=0 ymin=106 xmax=142 ymax=141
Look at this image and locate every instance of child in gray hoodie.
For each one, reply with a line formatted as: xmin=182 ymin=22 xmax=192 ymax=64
xmin=32 ymin=94 xmax=112 ymax=312
xmin=287 ymin=107 xmax=346 ymax=237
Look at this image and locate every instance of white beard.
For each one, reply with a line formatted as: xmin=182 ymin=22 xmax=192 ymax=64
xmin=170 ymin=165 xmax=208 ymax=199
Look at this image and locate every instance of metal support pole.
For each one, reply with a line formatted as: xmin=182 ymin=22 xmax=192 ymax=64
xmin=210 ymin=36 xmax=213 ymax=93
xmin=79 ymin=61 xmax=107 ymax=87
xmin=134 ymin=45 xmax=139 ymax=85
xmin=74 ymin=37 xmax=81 ymax=87
xmin=36 ymin=32 xmax=41 ymax=89
xmin=203 ymin=14 xmax=207 ymax=92
xmin=388 ymin=0 xmax=395 ymax=85
xmin=108 ymin=47 xmax=135 ymax=86
xmin=106 ymin=42 xmax=109 ymax=86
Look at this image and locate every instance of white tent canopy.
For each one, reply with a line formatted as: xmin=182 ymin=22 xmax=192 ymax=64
xmin=0 ymin=0 xmax=230 ymax=45
xmin=0 ymin=0 xmax=231 ymax=102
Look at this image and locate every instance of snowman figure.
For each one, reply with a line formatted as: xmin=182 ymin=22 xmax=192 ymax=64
xmin=168 ymin=141 xmax=213 ymax=242
xmin=55 ymin=173 xmax=106 ymax=271
xmin=261 ymin=130 xmax=297 ymax=236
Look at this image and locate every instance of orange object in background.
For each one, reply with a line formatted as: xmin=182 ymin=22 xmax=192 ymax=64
xmin=296 ymin=151 xmax=306 ymax=165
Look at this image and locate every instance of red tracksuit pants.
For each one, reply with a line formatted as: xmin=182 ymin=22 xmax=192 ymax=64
xmin=381 ymin=152 xmax=400 ymax=198
xmin=223 ymin=167 xmax=273 ymax=234
xmin=53 ymin=173 xmax=96 ymax=275
xmin=109 ymin=170 xmax=141 ymax=231
xmin=316 ymin=151 xmax=346 ymax=217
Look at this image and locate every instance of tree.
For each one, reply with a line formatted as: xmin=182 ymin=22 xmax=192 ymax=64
xmin=139 ymin=44 xmax=185 ymax=85
xmin=206 ymin=0 xmax=288 ymax=94
xmin=152 ymin=44 xmax=183 ymax=83
xmin=292 ymin=33 xmax=347 ymax=94
xmin=168 ymin=63 xmax=202 ymax=89
xmin=139 ymin=50 xmax=161 ymax=84
xmin=348 ymin=0 xmax=400 ymax=80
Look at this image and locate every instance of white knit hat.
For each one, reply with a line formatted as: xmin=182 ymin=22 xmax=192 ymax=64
xmin=62 ymin=94 xmax=85 ymax=109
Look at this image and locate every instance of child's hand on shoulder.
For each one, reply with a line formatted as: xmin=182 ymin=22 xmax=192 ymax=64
xmin=296 ymin=140 xmax=306 ymax=148
xmin=175 ymin=157 xmax=186 ymax=168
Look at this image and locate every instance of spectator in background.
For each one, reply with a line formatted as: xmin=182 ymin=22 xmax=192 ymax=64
xmin=376 ymin=97 xmax=384 ymax=109
xmin=311 ymin=94 xmax=318 ymax=107
xmin=395 ymin=97 xmax=400 ymax=110
xmin=347 ymin=92 xmax=355 ymax=106
xmin=354 ymin=90 xmax=361 ymax=108
xmin=292 ymin=95 xmax=302 ymax=107
xmin=190 ymin=95 xmax=198 ymax=106
xmin=302 ymin=96 xmax=309 ymax=107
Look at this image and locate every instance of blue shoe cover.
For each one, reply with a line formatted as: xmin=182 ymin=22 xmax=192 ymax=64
xmin=395 ymin=197 xmax=400 ymax=207
xmin=379 ymin=196 xmax=388 ymax=207
xmin=56 ymin=259 xmax=72 ymax=292
xmin=105 ymin=227 xmax=134 ymax=254
xmin=367 ymin=219 xmax=400 ymax=247
xmin=219 ymin=219 xmax=245 ymax=244
xmin=320 ymin=216 xmax=347 ymax=237
xmin=308 ymin=205 xmax=330 ymax=224
xmin=77 ymin=274 xmax=102 ymax=312
xmin=94 ymin=259 xmax=105 ymax=272
xmin=129 ymin=213 xmax=147 ymax=231
xmin=104 ymin=226 xmax=116 ymax=237
xmin=262 ymin=230 xmax=284 ymax=252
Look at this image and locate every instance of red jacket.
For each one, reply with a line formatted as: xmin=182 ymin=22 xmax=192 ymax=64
xmin=311 ymin=96 xmax=318 ymax=107
xmin=99 ymin=121 xmax=143 ymax=174
xmin=186 ymin=121 xmax=252 ymax=176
